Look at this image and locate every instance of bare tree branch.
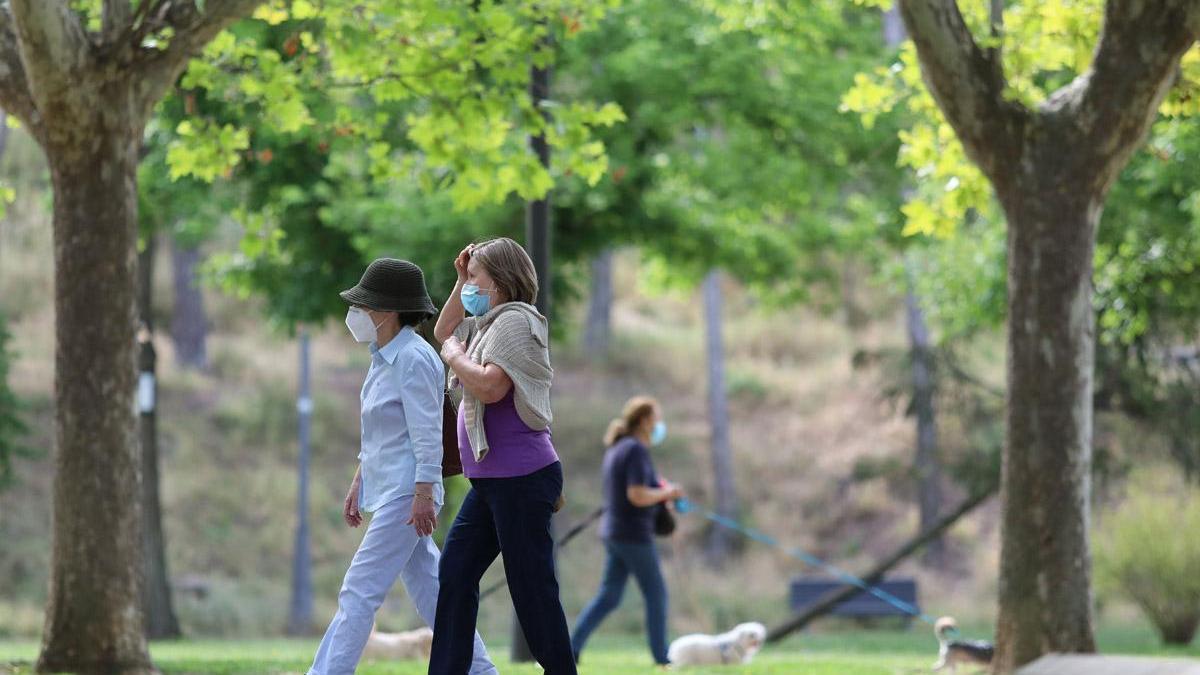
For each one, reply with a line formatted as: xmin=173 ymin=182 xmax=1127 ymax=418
xmin=0 ymin=7 xmax=42 ymax=140
xmin=1070 ymin=0 xmax=1200 ymax=194
xmin=896 ymin=0 xmax=1028 ymax=184
xmin=134 ymin=0 xmax=264 ymax=120
xmin=102 ymin=0 xmax=134 ymax=44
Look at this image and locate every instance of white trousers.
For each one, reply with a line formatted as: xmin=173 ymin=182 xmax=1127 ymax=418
xmin=309 ymin=495 xmax=497 ymax=675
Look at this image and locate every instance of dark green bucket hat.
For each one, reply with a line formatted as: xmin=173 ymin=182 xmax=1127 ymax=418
xmin=340 ymin=258 xmax=437 ymax=315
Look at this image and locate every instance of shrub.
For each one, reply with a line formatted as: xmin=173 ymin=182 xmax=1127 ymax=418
xmin=1094 ymin=473 xmax=1200 ymax=645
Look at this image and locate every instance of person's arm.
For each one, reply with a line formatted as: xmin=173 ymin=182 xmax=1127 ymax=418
xmin=627 ymin=483 xmax=682 ymax=507
xmin=623 ymin=445 xmax=682 ymax=507
xmin=343 ymin=465 xmax=363 ymax=528
xmin=399 ymin=357 xmax=444 ymax=490
xmin=441 ymin=341 xmax=513 ymax=404
xmin=434 ymin=246 xmax=472 ymax=343
xmin=399 ymin=357 xmax=443 ymax=536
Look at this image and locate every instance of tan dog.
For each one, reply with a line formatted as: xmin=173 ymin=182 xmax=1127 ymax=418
xmin=932 ymin=616 xmax=993 ymax=673
xmin=361 ymin=624 xmax=434 ymax=661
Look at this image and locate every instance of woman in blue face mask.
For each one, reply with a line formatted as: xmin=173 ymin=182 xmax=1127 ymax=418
xmin=431 ymin=239 xmax=575 ymax=675
xmin=570 ymin=395 xmax=683 ymax=667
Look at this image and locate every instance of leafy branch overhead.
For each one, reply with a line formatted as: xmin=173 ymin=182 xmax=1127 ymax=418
xmin=846 ymin=0 xmax=1200 ymax=239
xmin=843 ymin=0 xmax=1200 ymax=349
xmin=0 ymin=0 xmax=264 ymax=144
xmin=164 ymin=0 xmax=626 ymax=211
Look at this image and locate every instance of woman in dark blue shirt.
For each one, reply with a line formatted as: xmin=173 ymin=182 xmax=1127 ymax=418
xmin=570 ymin=396 xmax=683 ymax=666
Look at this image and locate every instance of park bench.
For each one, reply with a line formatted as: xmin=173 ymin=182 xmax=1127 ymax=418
xmin=789 ymin=577 xmax=920 ymax=627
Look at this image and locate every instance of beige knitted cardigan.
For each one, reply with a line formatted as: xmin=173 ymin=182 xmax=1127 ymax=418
xmin=449 ymin=302 xmax=553 ymax=461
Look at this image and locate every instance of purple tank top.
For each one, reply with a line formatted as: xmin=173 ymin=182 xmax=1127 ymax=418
xmin=458 ymin=389 xmax=559 ymax=479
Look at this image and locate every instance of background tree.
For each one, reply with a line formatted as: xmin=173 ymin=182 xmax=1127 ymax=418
xmin=0 ymin=1 xmax=265 ymax=669
xmin=702 ymin=270 xmax=739 ymax=565
xmin=582 ymin=249 xmax=614 ymax=356
xmin=843 ymin=0 xmax=1200 ymax=667
xmin=170 ymin=236 xmax=211 ymax=371
xmin=135 ymin=230 xmax=182 ymax=640
xmin=0 ymin=311 xmax=30 ymax=492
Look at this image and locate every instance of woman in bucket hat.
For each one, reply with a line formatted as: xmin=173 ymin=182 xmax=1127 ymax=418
xmin=308 ymin=258 xmax=496 ymax=675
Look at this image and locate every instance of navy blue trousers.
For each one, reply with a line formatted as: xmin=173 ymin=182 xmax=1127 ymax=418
xmin=570 ymin=539 xmax=670 ymax=664
xmin=429 ymin=462 xmax=576 ymax=675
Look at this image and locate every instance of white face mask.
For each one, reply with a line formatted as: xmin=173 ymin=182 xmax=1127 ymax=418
xmin=345 ymin=307 xmax=382 ymax=343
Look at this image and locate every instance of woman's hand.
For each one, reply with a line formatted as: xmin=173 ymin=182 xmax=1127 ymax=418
xmin=441 ymin=336 xmax=467 ymax=365
xmin=407 ymin=492 xmax=438 ymax=537
xmin=344 ymin=476 xmax=363 ymax=528
xmin=661 ymin=480 xmax=684 ymax=502
xmin=454 ymin=245 xmax=473 ymax=282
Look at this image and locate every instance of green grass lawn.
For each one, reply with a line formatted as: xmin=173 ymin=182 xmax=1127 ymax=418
xmin=0 ymin=637 xmax=928 ymax=675
xmin=1 ymin=626 xmax=1196 ymax=674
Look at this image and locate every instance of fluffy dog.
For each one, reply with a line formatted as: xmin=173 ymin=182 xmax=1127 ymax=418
xmin=361 ymin=624 xmax=434 ymax=661
xmin=667 ymin=621 xmax=767 ymax=666
xmin=932 ymin=616 xmax=993 ymax=673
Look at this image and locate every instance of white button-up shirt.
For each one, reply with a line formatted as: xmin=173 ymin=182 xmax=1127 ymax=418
xmin=357 ymin=326 xmax=445 ymax=513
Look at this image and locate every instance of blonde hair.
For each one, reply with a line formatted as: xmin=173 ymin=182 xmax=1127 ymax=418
xmin=604 ymin=395 xmax=659 ymax=447
xmin=472 ymin=237 xmax=539 ymax=306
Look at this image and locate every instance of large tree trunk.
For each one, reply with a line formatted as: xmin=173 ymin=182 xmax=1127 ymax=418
xmin=904 ymin=267 xmax=944 ymax=566
xmin=138 ymin=236 xmax=182 ymax=640
xmin=583 ymin=249 xmax=614 ymax=356
xmin=37 ymin=114 xmax=154 ymax=672
xmin=703 ymin=270 xmax=738 ymax=566
xmin=0 ymin=2 xmax=266 ymax=671
xmin=170 ymin=237 xmax=209 ymax=371
xmin=993 ymin=178 xmax=1099 ymax=671
xmin=893 ymin=0 xmax=1200 ymax=667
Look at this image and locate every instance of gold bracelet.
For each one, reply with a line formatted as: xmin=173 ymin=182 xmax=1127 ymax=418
xmin=414 ymin=493 xmax=435 ymax=502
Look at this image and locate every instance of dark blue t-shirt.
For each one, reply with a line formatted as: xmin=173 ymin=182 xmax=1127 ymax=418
xmin=599 ymin=437 xmax=658 ymax=543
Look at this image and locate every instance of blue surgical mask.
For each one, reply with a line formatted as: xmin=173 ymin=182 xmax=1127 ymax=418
xmin=650 ymin=421 xmax=667 ymax=446
xmin=461 ymin=284 xmax=493 ymax=316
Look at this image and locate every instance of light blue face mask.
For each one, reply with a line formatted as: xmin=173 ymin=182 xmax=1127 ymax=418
xmin=650 ymin=421 xmax=668 ymax=446
xmin=461 ymin=284 xmax=493 ymax=316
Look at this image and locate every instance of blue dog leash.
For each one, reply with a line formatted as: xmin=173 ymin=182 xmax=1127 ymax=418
xmin=673 ymin=497 xmax=939 ymax=627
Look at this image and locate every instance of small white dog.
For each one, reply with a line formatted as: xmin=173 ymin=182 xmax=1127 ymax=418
xmin=361 ymin=624 xmax=434 ymax=661
xmin=668 ymin=621 xmax=767 ymax=666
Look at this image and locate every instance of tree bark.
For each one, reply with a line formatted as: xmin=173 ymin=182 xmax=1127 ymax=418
xmin=0 ymin=2 xmax=266 ymax=670
xmin=0 ymin=110 xmax=9 ymax=162
xmin=583 ymin=249 xmax=614 ymax=355
xmin=904 ymin=265 xmax=944 ymax=566
xmin=895 ymin=0 xmax=1200 ymax=669
xmin=138 ymin=236 xmax=182 ymax=640
xmin=887 ymin=9 xmax=945 ymax=565
xmin=840 ymin=257 xmax=867 ymax=331
xmin=170 ymin=237 xmax=209 ymax=371
xmin=287 ymin=331 xmax=315 ymax=635
xmin=703 ymin=270 xmax=738 ymax=566
xmin=992 ymin=173 xmax=1100 ymax=672
xmin=37 ymin=107 xmax=154 ymax=674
